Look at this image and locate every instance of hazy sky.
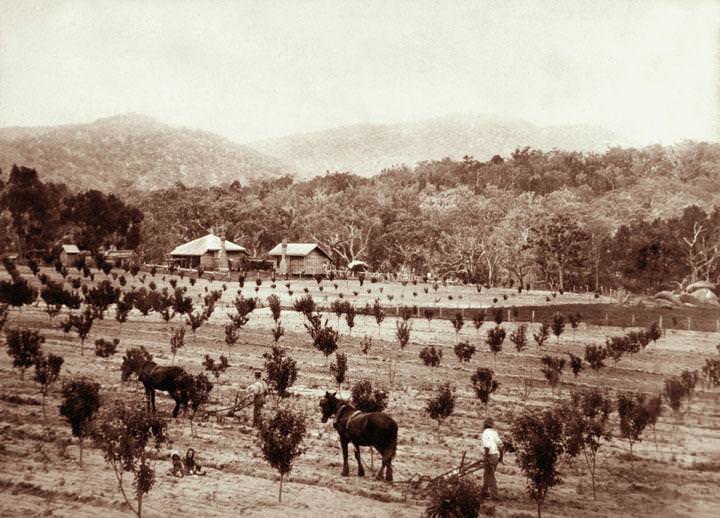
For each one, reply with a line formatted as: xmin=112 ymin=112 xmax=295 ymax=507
xmin=0 ymin=0 xmax=718 ymax=145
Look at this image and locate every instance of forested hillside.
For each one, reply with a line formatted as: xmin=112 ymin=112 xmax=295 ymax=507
xmin=0 ymin=114 xmax=290 ymax=192
xmin=2 ymin=141 xmax=720 ymax=293
xmin=136 ymin=141 xmax=720 ymax=293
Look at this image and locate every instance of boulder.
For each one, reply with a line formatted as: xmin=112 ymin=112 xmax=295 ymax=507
xmin=679 ymin=293 xmax=699 ymax=305
xmin=654 ymin=291 xmax=680 ymax=304
xmin=689 ymin=288 xmax=719 ymax=305
xmin=686 ymin=281 xmax=717 ymax=294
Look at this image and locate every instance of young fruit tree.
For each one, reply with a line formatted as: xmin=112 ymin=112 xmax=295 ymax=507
xmin=558 ymin=389 xmax=612 ymax=499
xmin=511 ymin=408 xmax=566 ymax=518
xmin=170 ymin=326 xmax=186 ymax=364
xmin=453 ymin=341 xmax=476 ymax=363
xmin=424 ymin=308 xmax=434 ymax=330
xmin=343 ymin=302 xmax=356 ymax=335
xmin=58 ymin=377 xmax=101 ymax=465
xmin=34 ymin=352 xmax=64 ymax=416
xmin=551 ymin=313 xmax=565 ymax=342
xmin=267 ymin=294 xmax=282 ymax=322
xmin=61 ymin=306 xmax=95 ymax=355
xmin=420 ymin=345 xmax=443 ymax=368
xmin=91 ymin=400 xmax=168 ymax=518
xmin=567 ymin=353 xmax=584 ymax=377
xmin=95 ymin=338 xmax=120 ymax=367
xmin=351 ymin=380 xmax=388 ymax=412
xmin=486 ymin=325 xmax=506 ymax=365
xmin=533 ymin=322 xmax=550 ymax=348
xmin=330 ymin=352 xmax=348 ymax=390
xmin=372 ymin=299 xmax=385 ymax=337
xmin=472 ymin=309 xmax=485 ymax=333
xmin=470 ymin=367 xmax=499 ymax=416
xmin=187 ymin=373 xmax=213 ymax=436
xmin=425 ymin=383 xmax=455 ymax=430
xmin=5 ymin=327 xmax=44 ymax=378
xmin=510 ymin=323 xmax=528 ymax=352
xmin=663 ymin=375 xmax=691 ymax=423
xmin=259 ymin=408 xmax=307 ymax=502
xmin=451 ymin=311 xmax=464 ymax=342
xmin=271 ymin=320 xmax=285 ymax=344
xmin=617 ymin=392 xmax=652 ymax=459
xmin=584 ymin=344 xmax=607 ymax=373
xmin=541 ymin=356 xmax=565 ymax=395
xmin=263 ymin=346 xmax=298 ymax=402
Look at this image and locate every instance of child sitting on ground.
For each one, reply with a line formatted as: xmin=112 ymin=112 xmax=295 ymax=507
xmin=184 ymin=448 xmax=206 ymax=476
xmin=169 ymin=451 xmax=184 ymax=477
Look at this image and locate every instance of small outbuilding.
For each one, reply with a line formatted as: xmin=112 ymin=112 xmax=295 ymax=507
xmin=103 ymin=249 xmax=138 ymax=268
xmin=59 ymin=244 xmax=81 ymax=267
xmin=268 ymin=242 xmax=331 ymax=276
xmin=169 ymin=233 xmax=248 ymax=270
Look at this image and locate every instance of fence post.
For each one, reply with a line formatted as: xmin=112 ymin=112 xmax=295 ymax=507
xmin=605 ymin=312 xmax=609 ymax=326
xmin=631 ymin=313 xmax=636 ymax=326
xmin=531 ymin=310 xmax=535 ymax=323
xmin=507 ymin=309 xmax=511 ymax=323
xmin=687 ymin=317 xmax=691 ymax=331
xmin=658 ymin=315 xmax=663 ymax=329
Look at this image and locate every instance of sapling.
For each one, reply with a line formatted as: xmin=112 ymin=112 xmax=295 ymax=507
xmin=263 ymin=345 xmax=298 ymax=402
xmin=34 ymin=352 xmax=64 ymax=416
xmin=260 ymin=409 xmax=307 ymax=502
xmin=533 ymin=322 xmax=550 ymax=348
xmin=425 ymin=383 xmax=455 ymax=431
xmin=510 ymin=323 xmax=528 ymax=352
xmin=584 ymin=344 xmax=606 ymax=373
xmin=486 ymin=325 xmax=506 ymax=365
xmin=330 ymin=352 xmax=348 ymax=390
xmin=59 ymin=377 xmax=101 ymax=465
xmin=420 ymin=345 xmax=443 ymax=368
xmin=470 ymin=367 xmax=499 ymax=415
xmin=617 ymin=392 xmax=651 ymax=460
xmin=541 ymin=355 xmax=565 ymax=395
xmin=567 ymin=353 xmax=583 ymax=377
xmin=5 ymin=327 xmax=44 ymax=378
xmin=170 ymin=326 xmax=186 ymax=364
xmin=61 ymin=306 xmax=95 ymax=355
xmin=451 ymin=311 xmax=464 ymax=342
xmin=351 ymin=379 xmax=388 ymax=412
xmin=95 ymin=338 xmax=119 ymax=368
xmin=453 ymin=341 xmax=476 ymax=362
xmin=472 ymin=309 xmax=485 ymax=333
xmin=551 ymin=313 xmax=565 ymax=342
xmin=424 ymin=308 xmax=434 ymax=330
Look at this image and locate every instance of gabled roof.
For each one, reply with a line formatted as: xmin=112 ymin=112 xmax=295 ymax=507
xmin=170 ymin=234 xmax=247 ymax=256
xmin=62 ymin=244 xmax=80 ymax=254
xmin=267 ymin=243 xmax=329 ymax=258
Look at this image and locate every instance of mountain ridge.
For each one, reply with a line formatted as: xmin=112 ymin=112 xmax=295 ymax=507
xmin=0 ymin=113 xmax=291 ymax=192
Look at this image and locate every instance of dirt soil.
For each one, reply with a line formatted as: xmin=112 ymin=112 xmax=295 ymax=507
xmin=1 ymin=269 xmax=720 ymax=517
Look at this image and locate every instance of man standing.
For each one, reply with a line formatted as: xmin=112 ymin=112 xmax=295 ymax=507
xmin=247 ymin=371 xmax=268 ymax=428
xmin=481 ymin=417 xmax=503 ymax=500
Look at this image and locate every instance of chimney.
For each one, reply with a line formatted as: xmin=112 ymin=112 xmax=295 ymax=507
xmin=279 ymin=238 xmax=288 ymax=276
xmin=218 ymin=230 xmax=229 ymax=272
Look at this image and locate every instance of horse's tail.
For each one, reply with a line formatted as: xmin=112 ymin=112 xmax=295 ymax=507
xmin=386 ymin=419 xmax=398 ymax=460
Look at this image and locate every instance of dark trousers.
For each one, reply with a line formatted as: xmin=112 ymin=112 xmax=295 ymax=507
xmin=253 ymin=395 xmax=264 ymax=427
xmin=482 ymin=454 xmax=499 ymax=499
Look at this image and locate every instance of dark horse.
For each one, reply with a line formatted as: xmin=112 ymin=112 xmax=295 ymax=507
xmin=320 ymin=391 xmax=397 ymax=481
xmin=121 ymin=348 xmax=191 ymax=418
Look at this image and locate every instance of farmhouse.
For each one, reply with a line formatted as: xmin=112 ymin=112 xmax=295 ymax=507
xmin=268 ymin=242 xmax=331 ymax=276
xmin=103 ymin=248 xmax=137 ymax=268
xmin=169 ymin=233 xmax=248 ymax=270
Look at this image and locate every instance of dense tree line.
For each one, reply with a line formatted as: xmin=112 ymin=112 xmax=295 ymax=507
xmin=0 ymin=165 xmax=143 ymax=259
xmin=138 ymin=142 xmax=720 ymax=293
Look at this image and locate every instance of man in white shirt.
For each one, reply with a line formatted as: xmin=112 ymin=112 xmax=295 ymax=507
xmin=481 ymin=417 xmax=503 ymax=500
xmin=247 ymin=371 xmax=268 ymax=428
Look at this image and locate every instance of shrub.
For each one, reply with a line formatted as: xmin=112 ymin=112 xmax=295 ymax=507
xmin=360 ymin=335 xmax=373 ymax=357
xmin=425 ymin=475 xmax=484 ymax=518
xmin=59 ymin=378 xmax=101 ymax=465
xmin=451 ymin=311 xmax=464 ymax=337
xmin=567 ymin=353 xmax=583 ymax=377
xmin=260 ymin=409 xmax=307 ymax=502
xmin=351 ymin=379 xmax=388 ymax=412
xmin=263 ymin=346 xmax=298 ymax=398
xmin=92 ymin=399 xmax=168 ymax=517
xmin=420 ymin=345 xmax=443 ymax=367
xmin=312 ymin=322 xmax=340 ymax=357
xmin=426 ymin=383 xmax=455 ymax=428
xmin=94 ymin=338 xmax=119 ymax=360
xmin=267 ymin=294 xmax=282 ymax=322
xmin=454 ymin=341 xmax=476 ymax=362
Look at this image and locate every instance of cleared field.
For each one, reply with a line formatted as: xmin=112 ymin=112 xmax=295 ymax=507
xmin=1 ymin=267 xmax=720 ymax=517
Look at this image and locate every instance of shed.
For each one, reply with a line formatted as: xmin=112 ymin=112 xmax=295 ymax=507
xmin=169 ymin=233 xmax=248 ymax=270
xmin=104 ymin=249 xmax=138 ymax=268
xmin=60 ymin=244 xmax=81 ymax=267
xmin=267 ymin=243 xmax=331 ymax=276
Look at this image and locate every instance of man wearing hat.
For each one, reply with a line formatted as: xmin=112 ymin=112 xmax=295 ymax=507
xmin=247 ymin=371 xmax=268 ymax=428
xmin=481 ymin=417 xmax=503 ymax=500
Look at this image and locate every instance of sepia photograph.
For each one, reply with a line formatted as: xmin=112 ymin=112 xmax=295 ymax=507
xmin=0 ymin=0 xmax=719 ymax=516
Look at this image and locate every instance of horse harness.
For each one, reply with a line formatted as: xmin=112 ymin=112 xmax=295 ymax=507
xmin=334 ymin=404 xmax=364 ymax=434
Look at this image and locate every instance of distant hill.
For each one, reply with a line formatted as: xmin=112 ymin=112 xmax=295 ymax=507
xmin=251 ymin=113 xmax=629 ymax=177
xmin=0 ymin=114 xmax=291 ymax=192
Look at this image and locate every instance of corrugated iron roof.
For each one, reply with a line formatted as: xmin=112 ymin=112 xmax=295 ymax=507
xmin=62 ymin=244 xmax=80 ymax=254
xmin=267 ymin=243 xmax=328 ymax=257
xmin=170 ymin=234 xmax=247 ymax=256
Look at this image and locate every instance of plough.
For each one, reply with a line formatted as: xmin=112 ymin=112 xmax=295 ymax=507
xmin=399 ymin=452 xmax=484 ymax=496
xmin=200 ymin=393 xmax=254 ymax=423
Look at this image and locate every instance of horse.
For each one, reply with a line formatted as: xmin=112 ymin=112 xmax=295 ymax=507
xmin=319 ymin=391 xmax=397 ymax=481
xmin=121 ymin=348 xmax=192 ymax=418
